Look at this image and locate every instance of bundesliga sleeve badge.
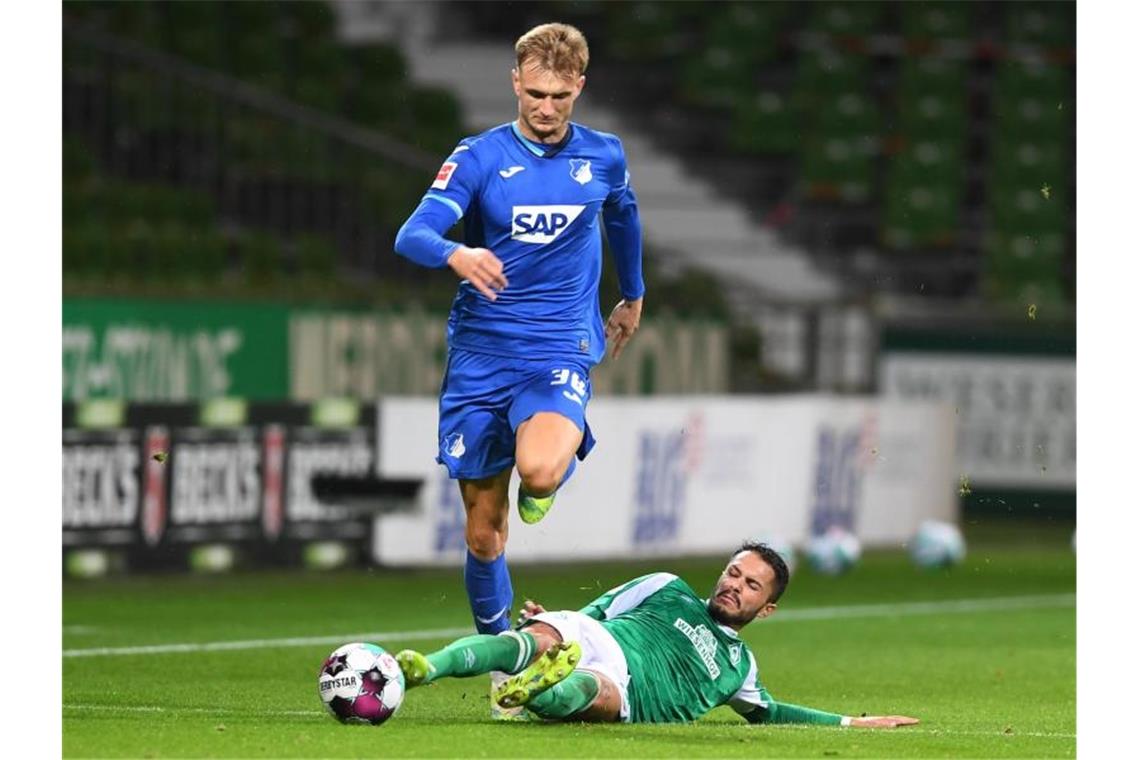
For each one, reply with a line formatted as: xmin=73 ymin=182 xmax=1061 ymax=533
xmin=432 ymin=161 xmax=458 ymax=190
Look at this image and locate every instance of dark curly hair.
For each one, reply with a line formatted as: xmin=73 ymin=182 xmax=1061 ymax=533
xmin=733 ymin=541 xmax=790 ymax=603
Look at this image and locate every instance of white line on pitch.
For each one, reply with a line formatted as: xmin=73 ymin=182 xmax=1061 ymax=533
xmin=64 ymin=626 xmax=474 ymax=658
xmin=767 ymin=593 xmax=1075 ymax=622
xmin=63 ymin=704 xmax=324 ymax=718
xmin=60 ymin=704 xmax=1075 ymax=739
xmin=63 ymin=593 xmax=1074 ymax=659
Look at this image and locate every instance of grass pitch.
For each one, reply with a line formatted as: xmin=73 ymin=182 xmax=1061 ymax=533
xmin=64 ymin=531 xmax=1075 ymax=758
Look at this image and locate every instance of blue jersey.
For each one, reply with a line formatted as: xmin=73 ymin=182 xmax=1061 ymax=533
xmin=396 ymin=121 xmax=644 ymax=366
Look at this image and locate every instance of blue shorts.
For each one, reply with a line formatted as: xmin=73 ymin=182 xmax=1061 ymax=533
xmin=436 ymin=349 xmax=597 ymax=480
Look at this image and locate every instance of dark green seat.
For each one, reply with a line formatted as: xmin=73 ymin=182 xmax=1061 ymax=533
xmin=994 ymin=60 xmax=1072 ymax=101
xmin=897 ymin=57 xmax=966 ymax=99
xmin=882 ymin=180 xmax=961 ymax=249
xmin=815 ymin=90 xmax=881 ymax=138
xmin=1006 ymin=2 xmax=1075 ymax=46
xmin=900 ymin=2 xmax=971 ymax=40
xmin=887 ymin=139 xmax=965 ymax=186
xmin=679 ymin=46 xmax=756 ymax=110
xmin=605 ymin=1 xmax=698 ymax=62
xmin=897 ymin=91 xmax=968 ymax=140
xmin=989 ymin=138 xmax=1069 ymax=191
xmin=988 ymin=183 xmax=1069 ymax=237
xmin=801 ymin=136 xmax=875 ymax=203
xmin=731 ymin=91 xmax=800 ymax=156
xmin=809 ymin=1 xmax=885 ymax=36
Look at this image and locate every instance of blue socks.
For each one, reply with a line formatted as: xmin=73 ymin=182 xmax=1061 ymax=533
xmin=464 ymin=550 xmax=514 ymax=635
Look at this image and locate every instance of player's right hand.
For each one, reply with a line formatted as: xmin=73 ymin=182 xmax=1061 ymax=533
xmin=447 ymin=245 xmax=508 ymax=301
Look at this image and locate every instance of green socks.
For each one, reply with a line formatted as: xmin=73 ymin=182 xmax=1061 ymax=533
xmin=425 ymin=630 xmax=537 ymax=683
xmin=525 ymin=671 xmax=599 ymax=719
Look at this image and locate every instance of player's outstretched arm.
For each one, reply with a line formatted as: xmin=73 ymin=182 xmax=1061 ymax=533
xmin=847 ymin=715 xmax=920 ymax=728
xmin=741 ymin=702 xmax=919 ymax=728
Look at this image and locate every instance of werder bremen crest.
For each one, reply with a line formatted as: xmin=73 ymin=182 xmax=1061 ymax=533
xmin=729 ymin=643 xmax=742 ymax=668
xmin=569 ymin=158 xmax=592 ymax=185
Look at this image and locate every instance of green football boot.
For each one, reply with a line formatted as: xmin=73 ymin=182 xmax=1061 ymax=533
xmin=493 ymin=640 xmax=582 ymax=709
xmin=517 ymin=483 xmax=558 ymax=525
xmin=395 ymin=649 xmax=435 ymax=688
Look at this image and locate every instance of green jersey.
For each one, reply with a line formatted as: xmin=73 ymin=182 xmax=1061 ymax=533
xmin=580 ymin=572 xmax=768 ymax=723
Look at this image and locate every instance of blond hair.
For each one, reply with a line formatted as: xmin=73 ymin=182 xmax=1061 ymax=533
xmin=515 ymin=23 xmax=589 ymax=79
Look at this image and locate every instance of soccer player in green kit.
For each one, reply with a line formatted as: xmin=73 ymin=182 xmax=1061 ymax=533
xmin=396 ymin=542 xmax=919 ymax=727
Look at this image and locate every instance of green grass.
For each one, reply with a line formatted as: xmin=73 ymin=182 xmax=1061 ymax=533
xmin=64 ymin=543 xmax=1075 ymax=758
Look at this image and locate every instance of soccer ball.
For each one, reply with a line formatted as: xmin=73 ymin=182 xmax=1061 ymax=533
xmin=806 ymin=528 xmax=862 ymax=575
xmin=318 ymin=642 xmax=405 ymax=725
xmin=909 ymin=520 xmax=966 ymax=569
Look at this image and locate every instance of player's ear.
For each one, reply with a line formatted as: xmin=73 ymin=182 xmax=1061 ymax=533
xmin=576 ymin=74 xmax=586 ymax=95
xmin=511 ymin=68 xmax=521 ymax=96
xmin=754 ymin=602 xmax=777 ymax=621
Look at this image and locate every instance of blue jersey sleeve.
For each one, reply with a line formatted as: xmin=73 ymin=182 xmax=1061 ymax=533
xmin=394 ymin=142 xmax=485 ymax=269
xmin=424 ymin=142 xmax=484 ymax=222
xmin=602 ymin=136 xmax=646 ymax=301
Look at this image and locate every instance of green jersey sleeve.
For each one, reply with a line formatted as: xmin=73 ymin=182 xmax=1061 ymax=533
xmin=578 ymin=572 xmax=679 ymax=620
xmin=729 ymin=653 xmax=844 ymax=726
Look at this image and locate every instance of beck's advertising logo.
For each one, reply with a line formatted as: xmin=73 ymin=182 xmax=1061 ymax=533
xmin=511 ymin=205 xmax=584 ymax=244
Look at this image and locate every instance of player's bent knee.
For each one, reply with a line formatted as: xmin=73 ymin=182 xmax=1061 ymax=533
xmin=465 ymin=523 xmax=506 ymax=561
xmin=519 ymin=621 xmax=563 ymax=656
xmin=515 ymin=460 xmax=564 ymax=496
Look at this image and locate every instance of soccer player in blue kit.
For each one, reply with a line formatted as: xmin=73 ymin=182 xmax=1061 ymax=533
xmin=394 ymin=23 xmax=645 ymax=716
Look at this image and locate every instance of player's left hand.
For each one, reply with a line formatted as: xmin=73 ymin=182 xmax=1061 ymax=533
xmin=848 ymin=715 xmax=920 ymax=728
xmin=516 ymin=599 xmax=546 ymax=626
xmin=605 ymin=297 xmax=643 ymax=359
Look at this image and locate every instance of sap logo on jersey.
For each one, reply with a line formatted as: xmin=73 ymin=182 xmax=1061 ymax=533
xmin=511 ymin=205 xmax=585 ymax=244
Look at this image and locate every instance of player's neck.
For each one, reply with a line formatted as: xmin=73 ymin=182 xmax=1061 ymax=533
xmin=515 ymin=118 xmax=569 ymax=145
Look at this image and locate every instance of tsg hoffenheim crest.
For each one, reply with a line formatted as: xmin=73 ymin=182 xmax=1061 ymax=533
xmin=569 ymin=159 xmax=592 ymax=185
xmin=443 ymin=433 xmax=465 ymax=458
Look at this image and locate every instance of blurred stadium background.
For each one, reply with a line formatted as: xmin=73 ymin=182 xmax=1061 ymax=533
xmin=61 ymin=1 xmax=1075 ymax=755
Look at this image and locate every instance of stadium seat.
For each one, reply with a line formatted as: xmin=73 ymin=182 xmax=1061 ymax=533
xmin=815 ymin=91 xmax=881 ymax=138
xmin=992 ymin=95 xmax=1070 ymax=144
xmin=701 ymin=2 xmax=790 ymax=65
xmin=604 ymin=0 xmax=698 ymax=63
xmin=897 ymin=92 xmax=968 ymax=140
xmin=1006 ymin=2 xmax=1075 ymax=46
xmin=809 ymin=1 xmax=885 ymax=37
xmin=897 ymin=57 xmax=966 ymax=99
xmin=800 ymin=135 xmax=875 ymax=203
xmin=988 ymin=184 xmax=1069 ymax=236
xmin=882 ymin=180 xmax=960 ymax=249
xmin=988 ymin=139 xmax=1069 ymax=191
xmin=887 ymin=140 xmax=965 ymax=186
xmin=679 ymin=46 xmax=757 ymax=110
xmin=730 ymin=91 xmax=799 ymax=156
xmin=900 ymin=1 xmax=971 ymax=40
xmin=796 ymin=48 xmax=869 ymax=96
xmin=994 ymin=60 xmax=1072 ymax=101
